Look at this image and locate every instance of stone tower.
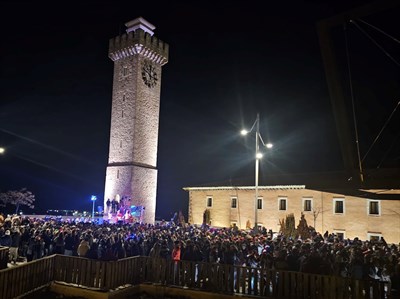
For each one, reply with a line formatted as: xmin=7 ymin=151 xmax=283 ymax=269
xmin=104 ymin=17 xmax=169 ymax=224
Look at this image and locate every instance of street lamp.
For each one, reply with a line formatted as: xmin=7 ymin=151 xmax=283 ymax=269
xmin=91 ymin=195 xmax=97 ymax=221
xmin=241 ymin=113 xmax=273 ymax=233
xmin=0 ymin=147 xmax=5 ymax=154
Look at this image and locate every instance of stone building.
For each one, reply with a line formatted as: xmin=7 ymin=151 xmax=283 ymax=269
xmin=184 ymin=185 xmax=400 ymax=244
xmin=104 ymin=17 xmax=168 ymax=224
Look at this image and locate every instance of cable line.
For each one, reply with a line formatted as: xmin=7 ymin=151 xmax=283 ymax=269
xmin=357 ymin=18 xmax=400 ymax=44
xmin=350 ymin=19 xmax=400 ymax=67
xmin=362 ymin=100 xmax=400 ymax=163
xmin=344 ymin=22 xmax=364 ymax=183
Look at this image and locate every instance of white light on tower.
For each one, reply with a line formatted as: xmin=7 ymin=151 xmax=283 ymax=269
xmin=0 ymin=147 xmax=5 ymax=154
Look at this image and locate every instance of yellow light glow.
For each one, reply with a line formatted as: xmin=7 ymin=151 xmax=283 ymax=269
xmin=240 ymin=129 xmax=248 ymax=136
xmin=266 ymin=143 xmax=273 ymax=149
xmin=0 ymin=147 xmax=5 ymax=154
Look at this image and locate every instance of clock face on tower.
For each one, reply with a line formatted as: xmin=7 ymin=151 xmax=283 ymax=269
xmin=141 ymin=61 xmax=158 ymax=88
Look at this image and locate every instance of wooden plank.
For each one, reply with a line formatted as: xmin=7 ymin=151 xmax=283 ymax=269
xmin=303 ymin=273 xmax=309 ymax=299
xmin=0 ymin=271 xmax=5 ymax=299
xmin=310 ymin=274 xmax=316 ymax=299
xmin=10 ymin=266 xmax=16 ymax=298
xmin=80 ymin=258 xmax=86 ymax=286
xmin=86 ymin=258 xmax=92 ymax=287
xmin=96 ymin=260 xmax=101 ymax=288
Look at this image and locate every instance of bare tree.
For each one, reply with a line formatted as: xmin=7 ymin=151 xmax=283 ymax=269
xmin=0 ymin=188 xmax=35 ymax=214
xmin=312 ymin=207 xmax=321 ymax=229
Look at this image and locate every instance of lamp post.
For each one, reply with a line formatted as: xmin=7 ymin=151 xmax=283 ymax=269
xmin=91 ymin=195 xmax=97 ymax=221
xmin=241 ymin=113 xmax=272 ymax=233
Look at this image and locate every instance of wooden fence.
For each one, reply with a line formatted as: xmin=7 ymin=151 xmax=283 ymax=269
xmin=0 ymin=255 xmax=55 ymax=299
xmin=0 ymin=246 xmax=9 ymax=270
xmin=0 ymin=254 xmax=389 ymax=299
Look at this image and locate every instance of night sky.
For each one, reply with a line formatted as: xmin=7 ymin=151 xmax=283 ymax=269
xmin=1 ymin=1 xmax=399 ymax=219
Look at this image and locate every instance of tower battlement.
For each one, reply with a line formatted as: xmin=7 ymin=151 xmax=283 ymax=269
xmin=108 ymin=30 xmax=169 ymax=64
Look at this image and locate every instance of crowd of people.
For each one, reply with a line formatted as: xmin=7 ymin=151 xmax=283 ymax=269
xmin=0 ymin=213 xmax=399 ymax=295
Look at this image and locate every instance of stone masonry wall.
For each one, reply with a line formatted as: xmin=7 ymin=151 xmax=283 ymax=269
xmin=188 ymin=187 xmax=400 ymax=244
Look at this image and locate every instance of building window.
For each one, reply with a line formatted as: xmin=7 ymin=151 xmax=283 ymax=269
xmin=367 ymin=233 xmax=382 ymax=241
xmin=231 ymin=197 xmax=237 ymax=208
xmin=122 ymin=110 xmax=124 ymax=118
xmin=117 ymin=170 xmax=119 ymax=179
xmin=257 ymin=198 xmax=263 ymax=210
xmin=333 ymin=230 xmax=346 ymax=241
xmin=206 ymin=197 xmax=213 ymax=208
xmin=279 ymin=198 xmax=287 ymax=210
xmin=123 ymin=94 xmax=126 ymax=102
xmin=120 ymin=140 xmax=122 ymax=148
xmin=303 ymin=198 xmax=312 ymax=212
xmin=123 ymin=66 xmax=127 ymax=76
xmin=333 ymin=198 xmax=345 ymax=214
xmin=368 ymin=200 xmax=380 ymax=216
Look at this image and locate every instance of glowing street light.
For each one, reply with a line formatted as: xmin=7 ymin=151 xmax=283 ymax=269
xmin=0 ymin=147 xmax=5 ymax=154
xmin=91 ymin=195 xmax=97 ymax=220
xmin=241 ymin=113 xmax=273 ymax=233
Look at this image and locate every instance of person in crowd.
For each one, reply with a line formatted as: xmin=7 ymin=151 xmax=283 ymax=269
xmin=77 ymin=237 xmax=90 ymax=257
xmin=0 ymin=229 xmax=12 ymax=247
xmin=9 ymin=228 xmax=21 ymax=264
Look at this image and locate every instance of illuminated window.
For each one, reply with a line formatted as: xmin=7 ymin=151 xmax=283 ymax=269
xmin=231 ymin=197 xmax=237 ymax=208
xmin=257 ymin=198 xmax=263 ymax=210
xmin=303 ymin=198 xmax=312 ymax=211
xmin=333 ymin=198 xmax=345 ymax=214
xmin=206 ymin=197 xmax=213 ymax=208
xmin=368 ymin=200 xmax=380 ymax=216
xmin=279 ymin=198 xmax=287 ymax=210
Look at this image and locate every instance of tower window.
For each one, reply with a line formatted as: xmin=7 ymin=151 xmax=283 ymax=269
xmin=367 ymin=232 xmax=382 ymax=241
xmin=122 ymin=110 xmax=124 ymax=118
xmin=257 ymin=198 xmax=263 ymax=210
xmin=206 ymin=197 xmax=213 ymax=208
xmin=333 ymin=198 xmax=345 ymax=214
xmin=303 ymin=198 xmax=313 ymax=212
xmin=123 ymin=94 xmax=126 ymax=102
xmin=333 ymin=230 xmax=346 ymax=241
xmin=123 ymin=67 xmax=127 ymax=76
xmin=120 ymin=140 xmax=122 ymax=148
xmin=278 ymin=198 xmax=287 ymax=210
xmin=368 ymin=200 xmax=380 ymax=216
xmin=231 ymin=197 xmax=237 ymax=208
xmin=117 ymin=170 xmax=119 ymax=179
